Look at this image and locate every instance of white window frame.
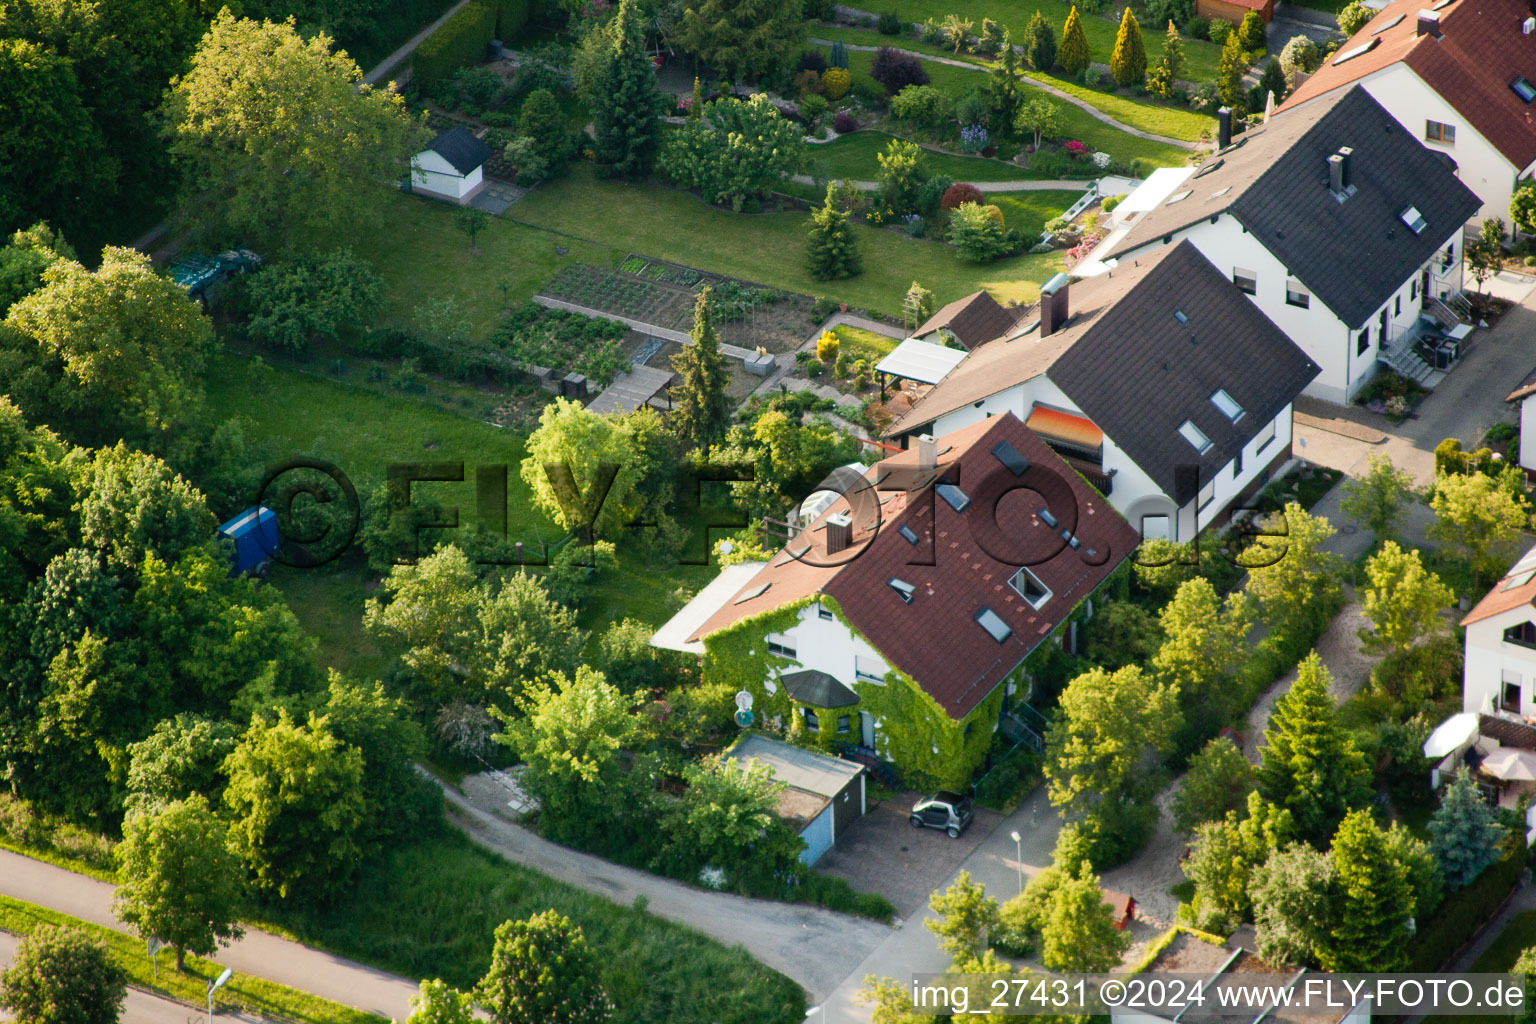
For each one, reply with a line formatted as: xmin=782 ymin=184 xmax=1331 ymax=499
xmin=1179 ymin=419 xmax=1213 ymax=454
xmin=1008 ymin=566 xmax=1052 ymax=609
xmin=1211 ymin=389 xmax=1244 ymax=422
xmin=1285 ymin=280 xmax=1310 ymax=308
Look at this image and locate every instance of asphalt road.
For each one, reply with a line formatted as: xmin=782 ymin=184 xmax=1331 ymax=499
xmin=0 ymin=850 xmax=419 ymax=1021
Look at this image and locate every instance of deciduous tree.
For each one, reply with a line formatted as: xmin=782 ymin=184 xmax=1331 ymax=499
xmin=1359 ymin=541 xmax=1454 ymax=656
xmin=1046 ymin=666 xmax=1181 ymax=819
xmin=1429 ymin=469 xmax=1528 ymax=586
xmin=114 ymin=795 xmax=245 ymax=971
xmin=1172 ymin=737 xmax=1255 ymax=833
xmin=124 ymin=714 xmax=239 ymax=811
xmin=405 ymin=980 xmax=475 ymax=1024
xmin=520 ymin=398 xmax=655 ymax=538
xmin=0 ymin=223 xmax=75 ymax=313
xmin=1337 ymin=1 xmax=1373 ymax=35
xmin=1340 ymin=453 xmax=1416 ymax=538
xmin=658 ymin=95 xmax=806 ymax=210
xmin=245 ymin=249 xmax=384 ymax=353
xmin=1041 ymin=865 xmax=1131 ymax=971
xmin=1153 ymin=577 xmax=1251 ymax=713
xmin=0 ymin=926 xmax=126 ymax=1024
xmin=1016 ymin=97 xmax=1063 ymax=149
xmin=927 ymin=871 xmax=1000 ymax=962
xmin=1243 ymin=502 xmax=1340 ymax=643
xmin=1184 ymin=791 xmax=1293 ymax=923
xmin=478 ymin=911 xmax=613 ymax=1024
xmin=164 ymin=13 xmax=423 ymax=248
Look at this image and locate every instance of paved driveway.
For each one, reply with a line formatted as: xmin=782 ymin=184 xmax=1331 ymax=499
xmin=815 ymin=795 xmax=1002 ymax=918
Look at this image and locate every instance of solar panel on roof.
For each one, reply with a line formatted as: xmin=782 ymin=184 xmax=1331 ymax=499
xmin=991 ymin=440 xmax=1030 ymax=477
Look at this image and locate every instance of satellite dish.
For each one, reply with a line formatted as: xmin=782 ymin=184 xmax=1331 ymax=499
xmin=734 ymin=709 xmax=755 ymax=728
xmin=734 ymin=690 xmax=754 ymax=712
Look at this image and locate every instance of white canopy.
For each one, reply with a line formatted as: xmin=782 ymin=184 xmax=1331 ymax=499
xmin=875 ymin=337 xmax=968 ymax=385
xmin=1483 ymin=747 xmax=1536 ymax=782
xmin=1423 ymin=713 xmax=1479 ymax=759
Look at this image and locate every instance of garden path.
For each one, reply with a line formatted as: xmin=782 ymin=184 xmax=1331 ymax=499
xmin=807 ymin=34 xmax=1200 ymax=149
xmin=362 ymin=0 xmax=475 ymax=84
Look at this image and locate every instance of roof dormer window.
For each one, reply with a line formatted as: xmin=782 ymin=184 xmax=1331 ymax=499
xmin=1211 ymin=389 xmax=1244 ymax=422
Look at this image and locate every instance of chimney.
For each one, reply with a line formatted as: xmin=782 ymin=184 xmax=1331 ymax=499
xmin=1217 ymin=106 xmax=1232 ymax=149
xmin=1039 ymin=273 xmax=1070 ymax=337
xmin=917 ymin=434 xmax=936 ymax=471
xmin=1328 ymin=147 xmax=1353 ymax=193
xmin=1416 ymin=9 xmax=1441 ymax=36
xmin=825 ymin=513 xmax=852 ymax=554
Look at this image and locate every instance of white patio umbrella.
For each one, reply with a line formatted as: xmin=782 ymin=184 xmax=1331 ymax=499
xmin=1482 ymin=747 xmax=1536 ymax=782
xmin=1423 ymin=713 xmax=1479 ymax=759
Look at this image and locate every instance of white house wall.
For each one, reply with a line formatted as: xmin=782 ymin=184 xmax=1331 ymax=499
xmin=1520 ymin=396 xmax=1536 ymax=473
xmin=1464 ymin=607 xmax=1536 ymax=715
xmin=410 ymin=159 xmax=482 ymax=201
xmin=763 ymin=604 xmax=893 ymax=747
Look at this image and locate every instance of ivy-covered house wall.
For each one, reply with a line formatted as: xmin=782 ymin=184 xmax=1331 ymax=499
xmin=699 ymin=595 xmax=1012 ymax=790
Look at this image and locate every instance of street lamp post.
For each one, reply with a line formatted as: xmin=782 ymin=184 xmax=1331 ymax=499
xmin=207 ymin=967 xmax=233 ymax=1024
xmin=1010 ymin=830 xmax=1024 ymax=895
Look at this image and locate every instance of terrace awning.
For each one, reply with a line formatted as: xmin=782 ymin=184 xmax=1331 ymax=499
xmin=780 ymin=669 xmax=859 ymax=708
xmin=1026 ymin=406 xmax=1103 ymax=451
xmin=875 ymin=338 xmax=968 ymax=385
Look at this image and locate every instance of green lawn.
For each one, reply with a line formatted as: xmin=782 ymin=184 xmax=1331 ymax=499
xmin=830 ymin=323 xmax=900 ymax=362
xmin=983 ymin=189 xmax=1084 ymax=238
xmin=806 ymin=130 xmax=1042 ymax=182
xmin=814 ymin=26 xmax=1216 ymax=142
xmin=262 ymin=830 xmax=805 ymax=1024
xmin=1423 ymin=910 xmax=1536 ymax=1024
xmin=833 ymin=1 xmax=1224 ymax=80
xmin=820 ymin=46 xmax=1193 ymax=169
xmin=509 ymin=164 xmax=1067 ymax=313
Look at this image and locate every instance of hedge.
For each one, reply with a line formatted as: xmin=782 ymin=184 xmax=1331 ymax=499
xmin=1407 ymin=830 xmax=1528 ymax=971
xmin=413 ymin=3 xmax=496 ymax=90
xmin=485 ymin=0 xmax=529 ymax=39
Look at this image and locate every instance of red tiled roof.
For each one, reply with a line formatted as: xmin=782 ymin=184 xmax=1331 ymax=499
xmin=1462 ymin=543 xmax=1536 ymax=625
xmin=688 ymin=414 xmax=1139 ymax=719
xmin=1279 ymin=0 xmax=1536 ymax=170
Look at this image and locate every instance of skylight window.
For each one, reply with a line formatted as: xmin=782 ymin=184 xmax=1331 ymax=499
xmin=1211 ymin=186 xmax=1232 ymax=199
xmin=1179 ymin=420 xmax=1214 ymax=454
xmin=1173 ymin=310 xmax=1189 ymax=324
xmin=1192 ymin=159 xmax=1225 ymax=179
xmin=991 ymin=440 xmax=1030 ymax=477
xmin=1503 ymin=570 xmax=1536 ymax=592
xmin=1514 ymin=77 xmax=1536 ymax=104
xmin=1400 ymin=206 xmax=1427 ymax=234
xmin=1038 ymin=508 xmax=1059 ymax=528
xmin=936 ymin=483 xmax=970 ymax=513
xmin=1211 ymin=388 xmax=1244 ymax=422
xmin=898 ymin=524 xmax=919 ymax=546
xmin=734 ymin=582 xmax=771 ymax=604
xmin=1371 ymin=12 xmax=1404 ymax=32
xmin=1009 ymin=567 xmax=1052 ymax=609
xmin=1332 ymin=37 xmax=1380 ymax=65
xmin=888 ymin=578 xmax=916 ymax=604
xmin=975 ymin=607 xmax=1013 ymax=644
xmin=1166 ymin=190 xmax=1193 ymax=205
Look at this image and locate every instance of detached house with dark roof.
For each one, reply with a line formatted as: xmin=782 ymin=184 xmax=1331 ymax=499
xmin=650 ymin=413 xmax=1139 ymax=788
xmin=1278 ymin=0 xmax=1536 ymax=227
xmin=881 ymin=241 xmax=1319 ymax=542
xmin=1101 ymin=86 xmax=1481 ymax=405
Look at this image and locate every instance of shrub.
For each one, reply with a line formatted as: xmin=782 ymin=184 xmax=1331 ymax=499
xmin=890 ymin=84 xmax=951 ymax=125
xmin=1238 ymin=10 xmax=1266 ymax=51
xmin=485 ymin=0 xmax=529 ymax=39
xmin=878 ymin=10 xmax=903 ymax=34
xmin=802 ymin=92 xmax=830 ymax=122
xmin=920 ymin=17 xmax=945 ymax=45
xmin=821 ymin=66 xmax=852 ymax=100
xmin=1101 ymin=193 xmax=1126 ymax=213
xmin=941 ymin=182 xmax=985 ymax=210
xmin=1279 ymin=34 xmax=1320 ymax=77
xmin=1207 ymin=18 xmax=1231 ymax=44
xmin=871 ymin=46 xmax=929 ymax=95
xmin=851 ymin=75 xmax=887 ymax=105
xmin=1337 ymin=0 xmax=1373 ymax=35
xmin=795 ymin=69 xmax=822 ymax=97
xmin=833 ymin=110 xmax=858 ymax=132
xmin=799 ymin=50 xmax=829 ymax=74
xmin=1187 ymin=15 xmax=1210 ymax=38
xmin=1406 ymin=832 xmax=1526 ymax=970
xmin=454 ymin=65 xmax=503 ymax=110
xmin=414 ymin=3 xmax=497 ymax=90
xmin=949 ymin=202 xmax=1013 ymax=262
xmin=1146 ymin=0 xmax=1193 ymax=31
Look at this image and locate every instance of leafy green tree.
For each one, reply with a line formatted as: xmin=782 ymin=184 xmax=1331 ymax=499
xmin=1250 ymin=842 xmax=1334 ymax=967
xmin=1253 ymin=58 xmax=1287 ymax=107
xmin=1320 ymin=809 xmax=1414 ymax=972
xmin=1042 ymin=865 xmax=1131 ymax=971
xmin=806 ymin=185 xmax=862 ymax=281
xmin=125 ymin=715 xmax=239 ymax=811
xmin=1046 ymin=665 xmax=1181 ymax=819
xmin=478 ymin=911 xmax=612 ymax=1024
xmin=680 ymin=0 xmax=804 ymax=81
xmin=78 ymin=443 xmax=216 ymax=572
xmin=1016 ymin=97 xmax=1063 ymax=149
xmin=1243 ymin=502 xmax=1340 ymax=642
xmin=114 ymin=795 xmax=245 ymax=971
xmin=320 ymin=675 xmax=440 ymax=843
xmin=658 ymin=95 xmax=806 ymax=209
xmin=245 ymin=249 xmax=383 ymax=353
xmin=1512 ymin=181 xmax=1536 ymax=236
xmin=1184 ymin=791 xmax=1293 ymax=923
xmin=949 ymin=202 xmax=1013 ymax=262
xmin=1466 ymin=217 xmax=1507 ymax=294
xmin=670 ymin=288 xmax=733 ymax=451
xmin=517 ymin=88 xmax=573 ymax=178
xmin=1023 ymin=10 xmax=1057 ymax=72
xmin=1279 ymin=34 xmax=1320 ymax=76
xmin=1340 ymin=453 xmax=1415 ymax=538
xmin=1173 ymin=737 xmax=1255 ymax=833
xmin=1337 ymin=0 xmax=1373 ymax=35
xmin=876 ymin=139 xmax=929 ymax=217
xmin=0 ymin=925 xmax=126 ymax=1024
xmin=987 ymin=33 xmax=1026 ymax=129
xmin=1153 ymin=577 xmax=1251 ymax=714
xmin=1429 ymin=469 xmax=1528 ymax=586
xmin=1256 ymin=652 xmax=1370 ymax=842
xmin=4 ymin=247 xmax=214 ymax=446
xmin=0 ymin=223 xmax=74 ymax=313
xmin=1359 ymin=542 xmax=1454 ymax=656
xmin=406 ymin=980 xmax=475 ymax=1024
xmin=1110 ymin=8 xmax=1147 ymax=87
xmin=1430 ymin=769 xmax=1504 ymax=889
xmin=1216 ymin=31 xmax=1248 ymax=110
xmin=927 ymin=870 xmax=1001 ymax=962
xmin=520 ymin=398 xmax=657 ymax=538
xmin=453 ymin=206 xmax=489 ymax=253
xmin=0 ymin=40 xmax=114 ymax=241
xmin=1057 ymin=7 xmax=1092 ymax=76
xmin=164 ymin=12 xmax=423 ymax=249
xmin=1080 ymin=600 xmax=1162 ymax=669
xmin=662 ymin=754 xmax=790 ymax=877
xmin=942 ymin=14 xmax=975 ymax=52
xmin=717 ymin=409 xmax=859 ymax=521
xmin=221 ymin=710 xmax=367 ymax=902
xmin=492 ymin=667 xmax=638 ymax=846
xmin=1238 ymin=11 xmax=1267 ymax=51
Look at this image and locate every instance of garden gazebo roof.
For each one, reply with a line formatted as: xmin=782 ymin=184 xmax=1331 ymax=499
xmin=779 ymin=670 xmax=859 ymax=709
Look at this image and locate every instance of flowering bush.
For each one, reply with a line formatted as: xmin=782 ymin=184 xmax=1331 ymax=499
xmin=1064 ymin=140 xmax=1088 ymax=159
xmin=1065 ymin=230 xmax=1104 ymax=267
xmin=675 ymin=95 xmax=692 ymax=114
xmin=960 ymin=124 xmax=990 ymax=154
xmin=699 ymin=866 xmax=727 ymax=889
xmin=1091 ymin=151 xmax=1111 ymax=169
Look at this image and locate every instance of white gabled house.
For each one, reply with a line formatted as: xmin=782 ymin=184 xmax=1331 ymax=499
xmin=1095 ymin=86 xmax=1481 ymax=405
xmin=881 ymin=241 xmax=1319 ymax=542
xmin=1461 ymin=544 xmax=1536 ymax=719
xmin=1278 ymin=0 xmax=1536 ymax=228
xmin=410 ymin=127 xmax=492 ymax=205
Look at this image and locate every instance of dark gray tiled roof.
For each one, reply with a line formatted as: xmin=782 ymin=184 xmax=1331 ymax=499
xmin=912 ymin=290 xmax=1026 ymax=350
xmin=426 ymin=127 xmax=492 ymax=175
xmin=887 ymin=242 xmax=1319 ymax=505
xmin=1108 ymin=87 xmax=1481 ymax=329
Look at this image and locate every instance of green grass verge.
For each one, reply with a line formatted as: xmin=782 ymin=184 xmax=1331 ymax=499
xmin=0 ymin=895 xmax=385 ymax=1024
xmin=830 ymin=323 xmax=900 ymax=362
xmin=818 ymin=46 xmax=1193 ymax=168
xmin=0 ymin=795 xmax=117 ymax=882
xmin=983 ymin=189 xmax=1084 ymax=238
xmin=509 ymin=164 xmax=1066 ymax=314
xmin=806 ymin=130 xmax=1041 ymax=182
xmin=833 ymin=0 xmax=1223 ymax=79
xmin=259 ymin=829 xmax=805 ymax=1024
